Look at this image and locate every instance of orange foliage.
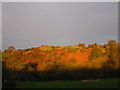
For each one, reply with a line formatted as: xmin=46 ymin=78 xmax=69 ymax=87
xmin=2 ymin=40 xmax=119 ymax=71
xmin=60 ymin=48 xmax=93 ymax=63
xmin=22 ymin=58 xmax=40 ymax=71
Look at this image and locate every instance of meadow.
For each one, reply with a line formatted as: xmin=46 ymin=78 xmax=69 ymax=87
xmin=16 ymin=78 xmax=119 ymax=88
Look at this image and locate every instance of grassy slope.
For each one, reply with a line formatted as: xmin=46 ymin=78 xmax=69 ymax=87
xmin=17 ymin=78 xmax=119 ymax=88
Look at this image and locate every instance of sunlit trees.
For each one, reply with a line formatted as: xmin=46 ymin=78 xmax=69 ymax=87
xmin=2 ymin=40 xmax=119 ymax=71
xmin=23 ymin=58 xmax=40 ymax=71
xmin=106 ymin=40 xmax=119 ymax=69
xmin=2 ymin=40 xmax=120 ymax=83
xmin=108 ymin=40 xmax=117 ymax=46
xmin=5 ymin=46 xmax=16 ymax=53
xmin=88 ymin=43 xmax=97 ymax=48
xmin=77 ymin=43 xmax=86 ymax=48
xmin=28 ymin=62 xmax=39 ymax=71
xmin=89 ymin=46 xmax=102 ymax=60
xmin=40 ymin=45 xmax=54 ymax=52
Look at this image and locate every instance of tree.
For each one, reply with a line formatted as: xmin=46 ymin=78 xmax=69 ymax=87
xmin=23 ymin=59 xmax=39 ymax=71
xmin=108 ymin=40 xmax=117 ymax=46
xmin=77 ymin=43 xmax=86 ymax=48
xmin=89 ymin=47 xmax=102 ymax=60
xmin=5 ymin=46 xmax=16 ymax=53
xmin=107 ymin=40 xmax=119 ymax=68
xmin=88 ymin=43 xmax=97 ymax=48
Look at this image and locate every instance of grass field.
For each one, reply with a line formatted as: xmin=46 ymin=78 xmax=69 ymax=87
xmin=16 ymin=78 xmax=119 ymax=88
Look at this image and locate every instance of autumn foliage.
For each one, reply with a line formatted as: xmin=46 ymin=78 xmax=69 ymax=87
xmin=2 ymin=40 xmax=120 ymax=71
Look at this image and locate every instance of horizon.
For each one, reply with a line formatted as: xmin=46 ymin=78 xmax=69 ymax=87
xmin=3 ymin=40 xmax=115 ymax=51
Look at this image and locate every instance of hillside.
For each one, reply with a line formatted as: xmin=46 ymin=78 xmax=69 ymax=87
xmin=2 ymin=40 xmax=120 ymax=71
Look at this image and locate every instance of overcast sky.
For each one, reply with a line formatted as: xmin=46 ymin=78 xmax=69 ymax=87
xmin=2 ymin=2 xmax=118 ymax=50
xmin=0 ymin=2 xmax=2 ymax=50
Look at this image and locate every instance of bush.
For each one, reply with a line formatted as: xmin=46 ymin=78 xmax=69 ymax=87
xmin=89 ymin=47 xmax=102 ymax=60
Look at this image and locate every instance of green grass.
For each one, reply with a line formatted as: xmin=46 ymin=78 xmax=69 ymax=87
xmin=16 ymin=78 xmax=119 ymax=88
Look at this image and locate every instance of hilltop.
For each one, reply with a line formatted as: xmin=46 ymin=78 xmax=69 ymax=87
xmin=2 ymin=40 xmax=120 ymax=71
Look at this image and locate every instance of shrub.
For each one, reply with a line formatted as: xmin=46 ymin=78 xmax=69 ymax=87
xmin=89 ymin=47 xmax=102 ymax=60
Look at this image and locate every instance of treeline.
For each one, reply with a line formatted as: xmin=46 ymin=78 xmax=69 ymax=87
xmin=2 ymin=40 xmax=120 ymax=71
xmin=2 ymin=64 xmax=119 ymax=88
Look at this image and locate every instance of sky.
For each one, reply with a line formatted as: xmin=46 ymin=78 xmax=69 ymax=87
xmin=0 ymin=2 xmax=2 ymax=50
xmin=2 ymin=2 xmax=118 ymax=50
